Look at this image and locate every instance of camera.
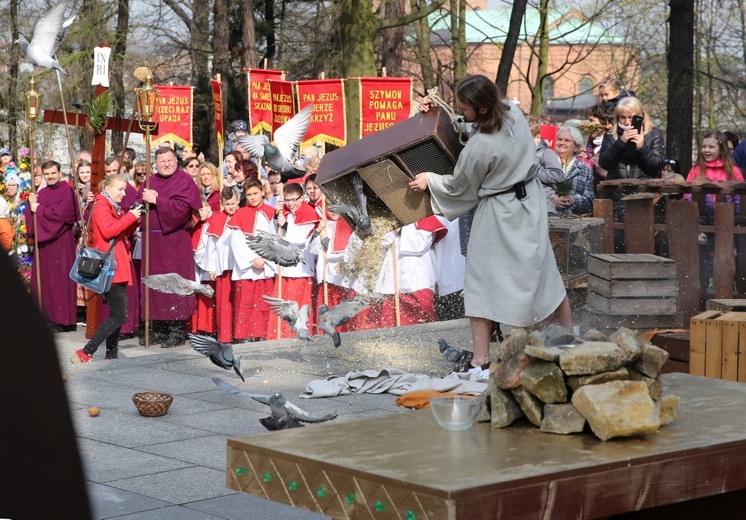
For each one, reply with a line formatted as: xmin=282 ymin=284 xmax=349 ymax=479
xmin=131 ymin=203 xmax=147 ymax=214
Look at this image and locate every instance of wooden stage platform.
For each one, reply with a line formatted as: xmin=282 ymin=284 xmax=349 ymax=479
xmin=227 ymin=373 xmax=746 ymax=519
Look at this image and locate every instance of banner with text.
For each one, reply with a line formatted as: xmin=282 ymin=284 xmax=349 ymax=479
xmin=359 ymin=77 xmax=412 ymax=138
xmin=211 ymin=79 xmax=224 ymax=148
xmin=296 ymin=79 xmax=346 ymax=148
xmin=268 ymin=80 xmax=296 ymax=138
xmin=152 ymin=85 xmax=193 ymax=148
xmin=247 ymin=68 xmax=284 ymax=134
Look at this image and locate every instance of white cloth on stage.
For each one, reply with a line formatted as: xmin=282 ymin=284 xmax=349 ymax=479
xmin=433 ymin=215 xmax=465 ymax=297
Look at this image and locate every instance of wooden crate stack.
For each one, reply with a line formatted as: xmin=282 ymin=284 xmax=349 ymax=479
xmin=690 ymin=310 xmax=746 ymax=381
xmin=585 ymin=254 xmax=683 ymax=332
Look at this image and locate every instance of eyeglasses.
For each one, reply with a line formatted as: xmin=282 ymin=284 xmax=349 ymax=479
xmin=284 ymin=197 xmax=302 ymax=203
xmin=187 ymin=163 xmax=200 ymax=168
xmin=136 ymin=171 xmax=147 ymax=176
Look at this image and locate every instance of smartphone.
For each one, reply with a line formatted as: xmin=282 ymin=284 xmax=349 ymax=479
xmin=631 ymin=115 xmax=643 ymax=133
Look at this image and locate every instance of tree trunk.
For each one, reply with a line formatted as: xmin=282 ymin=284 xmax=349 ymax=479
xmin=263 ymin=0 xmax=276 ymax=67
xmin=75 ymin=0 xmax=106 ymax=153
xmin=192 ymin=0 xmax=212 ymax=157
xmin=450 ymin=0 xmax=467 ymax=89
xmin=213 ymin=0 xmax=230 ymax=161
xmin=529 ymin=0 xmax=549 ymax=117
xmin=241 ymin=0 xmax=257 ymax=68
xmin=411 ymin=0 xmax=436 ymax=90
xmin=495 ymin=0 xmax=528 ymax=95
xmin=8 ymin=0 xmax=19 ymax=150
xmin=111 ymin=0 xmax=129 ymax=154
xmin=382 ymin=0 xmax=405 ymax=77
xmin=667 ymin=0 xmax=694 ymax=173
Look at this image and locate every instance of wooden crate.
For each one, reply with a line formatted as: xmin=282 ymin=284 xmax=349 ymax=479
xmin=650 ymin=332 xmax=690 ymax=374
xmin=706 ymin=299 xmax=746 ymax=312
xmin=548 ymin=217 xmax=604 ymax=283
xmin=587 ymin=254 xmax=677 ymax=315
xmin=690 ymin=310 xmax=746 ymax=382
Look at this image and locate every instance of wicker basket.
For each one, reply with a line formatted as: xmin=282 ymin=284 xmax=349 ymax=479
xmin=132 ymin=391 xmax=174 ymax=417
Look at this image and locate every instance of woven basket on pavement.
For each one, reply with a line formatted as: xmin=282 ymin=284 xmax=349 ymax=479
xmin=132 ymin=391 xmax=174 ymax=417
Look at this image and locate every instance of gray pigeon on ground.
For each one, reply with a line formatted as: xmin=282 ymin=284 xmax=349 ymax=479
xmin=246 ymin=230 xmax=309 ymax=268
xmin=15 ymin=1 xmax=71 ymax=76
xmin=262 ymin=295 xmax=312 ymax=340
xmin=143 ymin=273 xmax=215 ymax=297
xmin=438 ymin=338 xmax=474 ymax=366
xmin=235 ymin=105 xmax=313 ymax=177
xmin=188 ymin=334 xmax=245 ymax=382
xmin=317 ymin=296 xmax=370 ymax=348
xmin=212 ymin=377 xmax=337 ymax=430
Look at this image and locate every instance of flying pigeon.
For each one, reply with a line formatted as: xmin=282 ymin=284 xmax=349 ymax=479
xmin=246 ymin=230 xmax=308 ymax=268
xmin=263 ymin=295 xmax=312 ymax=340
xmin=348 ymin=173 xmax=375 ymax=238
xmin=235 ymin=105 xmax=313 ymax=180
xmin=15 ymin=1 xmax=72 ymax=76
xmin=317 ymin=297 xmax=370 ymax=348
xmin=188 ymin=334 xmax=245 ymax=382
xmin=212 ymin=377 xmax=338 ymax=430
xmin=143 ymin=273 xmax=215 ymax=297
xmin=437 ymin=338 xmax=474 ymax=366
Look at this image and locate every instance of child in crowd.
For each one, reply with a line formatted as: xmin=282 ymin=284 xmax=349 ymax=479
xmin=267 ymin=182 xmax=319 ymax=339
xmin=368 ymin=215 xmax=446 ymax=328
xmin=598 ymin=78 xmax=635 ymax=108
xmin=193 ymin=187 xmax=241 ymax=341
xmin=304 ymin=174 xmax=328 ymax=218
xmin=265 ymin=170 xmax=282 ymax=208
xmin=660 ymin=158 xmax=685 ymax=182
xmin=228 ymin=179 xmax=278 ymax=341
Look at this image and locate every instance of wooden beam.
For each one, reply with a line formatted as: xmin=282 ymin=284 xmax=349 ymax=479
xmin=667 ymin=199 xmax=701 ymax=323
xmin=714 ymin=202 xmax=736 ymax=299
xmin=593 ymin=198 xmax=614 ymax=254
xmin=623 ymin=198 xmax=655 ymax=253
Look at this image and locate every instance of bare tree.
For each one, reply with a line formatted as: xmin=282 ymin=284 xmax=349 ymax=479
xmin=495 ymin=0 xmax=528 ymax=94
xmin=668 ymin=0 xmax=694 ymax=172
xmin=111 ymin=0 xmax=130 ymax=153
xmin=382 ymin=0 xmax=406 ymax=76
xmin=213 ymin=0 xmax=230 ymax=160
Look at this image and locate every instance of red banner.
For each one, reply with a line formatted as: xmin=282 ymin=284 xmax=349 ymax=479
xmin=296 ymin=79 xmax=346 ymax=148
xmin=268 ymin=80 xmax=295 ymax=138
xmin=359 ymin=77 xmax=412 ymax=138
xmin=247 ymin=69 xmax=284 ymax=134
xmin=211 ymin=78 xmax=224 ymax=148
xmin=152 ymin=85 xmax=193 ymax=148
xmin=540 ymin=125 xmax=559 ymax=150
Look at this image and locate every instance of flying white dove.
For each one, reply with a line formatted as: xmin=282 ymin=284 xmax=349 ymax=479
xmin=16 ymin=1 xmax=72 ymax=77
xmin=262 ymin=295 xmax=312 ymax=341
xmin=236 ymin=104 xmax=313 ymax=179
xmin=143 ymin=273 xmax=215 ymax=297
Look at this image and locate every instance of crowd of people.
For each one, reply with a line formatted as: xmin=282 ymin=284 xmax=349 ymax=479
xmin=1 ymin=75 xmax=744 ymax=368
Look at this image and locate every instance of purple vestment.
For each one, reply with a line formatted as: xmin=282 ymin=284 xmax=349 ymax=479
xmin=140 ymin=170 xmax=202 ymax=320
xmin=26 ymin=182 xmax=81 ymax=325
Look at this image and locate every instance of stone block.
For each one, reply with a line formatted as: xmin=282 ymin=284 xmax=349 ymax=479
xmin=659 ymin=394 xmax=680 ymax=425
xmin=510 ymin=386 xmax=543 ymax=426
xmin=520 ymin=360 xmax=567 ymax=404
xmin=490 ymin=385 xmax=524 ymax=428
xmin=609 ymin=327 xmax=643 ymax=364
xmin=559 ymin=342 xmax=626 ymax=376
xmin=541 ymin=403 xmax=586 ymax=434
xmin=543 ymin=324 xmax=577 ymax=346
xmin=496 ymin=330 xmax=529 ymax=389
xmin=566 ymin=367 xmax=630 ymax=392
xmin=628 ymin=369 xmax=663 ymax=401
xmin=583 ymin=329 xmax=608 ymax=342
xmin=525 ymin=345 xmax=563 ymax=363
xmin=571 ymin=381 xmax=660 ymax=441
xmin=633 ymin=343 xmax=670 ymax=378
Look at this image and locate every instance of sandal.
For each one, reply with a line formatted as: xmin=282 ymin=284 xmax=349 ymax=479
xmin=454 ymin=361 xmax=491 ymax=373
xmin=71 ymin=349 xmax=93 ymax=364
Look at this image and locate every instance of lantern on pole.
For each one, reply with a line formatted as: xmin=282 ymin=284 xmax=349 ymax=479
xmin=135 ymin=70 xmax=159 ymax=347
xmin=25 ymin=77 xmax=43 ymax=308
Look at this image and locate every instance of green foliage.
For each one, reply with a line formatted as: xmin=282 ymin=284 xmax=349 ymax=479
xmin=84 ymin=90 xmax=111 ymax=134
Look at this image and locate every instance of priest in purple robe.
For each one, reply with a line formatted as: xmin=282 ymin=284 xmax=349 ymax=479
xmin=140 ymin=147 xmax=202 ymax=347
xmin=26 ymin=160 xmax=81 ymax=332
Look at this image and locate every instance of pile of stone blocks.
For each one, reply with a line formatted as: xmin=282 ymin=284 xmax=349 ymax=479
xmin=483 ymin=325 xmax=680 ymax=441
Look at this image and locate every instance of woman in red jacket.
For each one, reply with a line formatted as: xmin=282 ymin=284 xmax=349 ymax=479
xmin=72 ymin=174 xmax=142 ymax=363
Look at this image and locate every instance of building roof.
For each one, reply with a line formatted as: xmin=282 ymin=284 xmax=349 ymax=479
xmin=429 ymin=7 xmax=625 ymax=46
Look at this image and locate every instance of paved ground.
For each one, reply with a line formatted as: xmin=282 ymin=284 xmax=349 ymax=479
xmin=55 ymin=318 xmax=473 ymax=519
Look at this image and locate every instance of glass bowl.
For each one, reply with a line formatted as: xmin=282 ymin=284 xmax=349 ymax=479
xmin=429 ymin=396 xmax=480 ymax=431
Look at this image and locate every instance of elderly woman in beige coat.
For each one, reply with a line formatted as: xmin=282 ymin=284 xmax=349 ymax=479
xmin=409 ymin=75 xmax=572 ymax=372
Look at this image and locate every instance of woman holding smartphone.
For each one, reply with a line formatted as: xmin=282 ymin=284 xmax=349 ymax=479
xmin=598 ymin=96 xmax=665 ymax=180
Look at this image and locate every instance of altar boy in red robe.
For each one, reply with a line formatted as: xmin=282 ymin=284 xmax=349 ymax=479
xmin=228 ymin=178 xmax=278 ymax=341
xmin=27 ymin=160 xmax=81 ymax=331
xmin=267 ymin=182 xmax=320 ymax=339
xmin=192 ymin=187 xmax=240 ymax=339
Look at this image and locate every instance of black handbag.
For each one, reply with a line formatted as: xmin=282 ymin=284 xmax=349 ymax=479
xmin=69 ymin=202 xmax=118 ymax=294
